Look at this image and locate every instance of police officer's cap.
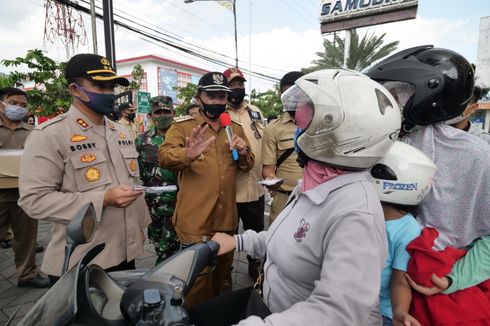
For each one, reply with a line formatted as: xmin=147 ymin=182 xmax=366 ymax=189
xmin=65 ymin=54 xmax=129 ymax=87
xmin=197 ymin=72 xmax=230 ymax=92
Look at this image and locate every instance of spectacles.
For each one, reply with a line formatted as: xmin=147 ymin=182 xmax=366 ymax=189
xmin=251 ymin=121 xmax=261 ymax=139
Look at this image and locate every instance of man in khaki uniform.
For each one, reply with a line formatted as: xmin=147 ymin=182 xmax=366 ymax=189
xmin=118 ymin=102 xmax=138 ymax=139
xmin=159 ymin=72 xmax=254 ymax=308
xmin=262 ymin=71 xmax=304 ymax=223
xmin=18 ymin=54 xmax=151 ymax=284
xmin=223 ymin=67 xmax=265 ymax=279
xmin=0 ymin=87 xmax=49 ymax=288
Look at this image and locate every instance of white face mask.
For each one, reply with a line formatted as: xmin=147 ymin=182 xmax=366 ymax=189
xmin=1 ymin=101 xmax=28 ymax=121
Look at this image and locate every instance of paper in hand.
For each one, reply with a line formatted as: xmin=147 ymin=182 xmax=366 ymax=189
xmin=133 ymin=185 xmax=178 ymax=194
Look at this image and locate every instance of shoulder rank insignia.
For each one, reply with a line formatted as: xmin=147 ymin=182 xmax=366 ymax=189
xmin=119 ymin=132 xmax=127 ymax=139
xmin=77 ymin=118 xmax=89 ymax=129
xmin=107 ymin=120 xmax=116 ymax=130
xmin=174 ymin=115 xmax=194 ymax=123
xmin=80 ymin=153 xmax=96 ymax=163
xmin=85 ymin=167 xmax=100 ymax=182
xmin=70 ymin=134 xmax=88 ymax=142
xmin=129 ymin=159 xmax=137 ymax=172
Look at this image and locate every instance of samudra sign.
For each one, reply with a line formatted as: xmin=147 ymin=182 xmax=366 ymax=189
xmin=320 ymin=0 xmax=418 ymax=34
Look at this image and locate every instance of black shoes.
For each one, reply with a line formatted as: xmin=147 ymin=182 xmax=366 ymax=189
xmin=17 ymin=274 xmax=50 ymax=288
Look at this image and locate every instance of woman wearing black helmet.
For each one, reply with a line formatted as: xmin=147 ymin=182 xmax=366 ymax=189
xmin=366 ymin=46 xmax=490 ymax=312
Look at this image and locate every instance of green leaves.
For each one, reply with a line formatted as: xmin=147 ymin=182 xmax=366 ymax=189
xmin=303 ymin=29 xmax=399 ymax=72
xmin=1 ymin=49 xmax=70 ymax=116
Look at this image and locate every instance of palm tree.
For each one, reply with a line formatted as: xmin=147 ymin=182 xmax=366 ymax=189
xmin=303 ymin=29 xmax=399 ymax=72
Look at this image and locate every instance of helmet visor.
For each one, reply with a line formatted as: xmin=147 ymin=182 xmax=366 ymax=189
xmin=380 ymin=81 xmax=415 ymax=111
xmin=281 ymin=85 xmax=314 ymax=130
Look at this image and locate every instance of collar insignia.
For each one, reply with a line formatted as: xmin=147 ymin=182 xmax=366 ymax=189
xmin=70 ymin=134 xmax=88 ymax=142
xmin=77 ymin=118 xmax=89 ymax=129
xmin=107 ymin=120 xmax=116 ymax=130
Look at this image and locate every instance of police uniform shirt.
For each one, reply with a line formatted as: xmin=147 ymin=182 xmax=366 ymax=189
xmin=18 ymin=105 xmax=151 ymax=276
xmin=262 ymin=113 xmax=303 ymax=192
xmin=227 ymin=102 xmax=265 ymax=203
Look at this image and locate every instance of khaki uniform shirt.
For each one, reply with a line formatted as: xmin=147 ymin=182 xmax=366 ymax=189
xmin=118 ymin=118 xmax=139 ymax=140
xmin=227 ymin=102 xmax=265 ymax=202
xmin=158 ymin=112 xmax=254 ymax=235
xmin=262 ymin=113 xmax=303 ymax=192
xmin=0 ymin=116 xmax=33 ymax=202
xmin=18 ymin=105 xmax=151 ymax=276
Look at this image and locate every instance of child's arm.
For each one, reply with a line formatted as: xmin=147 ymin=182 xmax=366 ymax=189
xmin=391 ymin=269 xmax=421 ymax=326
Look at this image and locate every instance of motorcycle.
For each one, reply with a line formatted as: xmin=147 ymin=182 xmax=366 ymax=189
xmin=15 ymin=203 xmax=220 ymax=326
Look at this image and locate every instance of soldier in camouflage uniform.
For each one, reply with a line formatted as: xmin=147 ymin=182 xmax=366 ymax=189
xmin=135 ymin=96 xmax=179 ymax=264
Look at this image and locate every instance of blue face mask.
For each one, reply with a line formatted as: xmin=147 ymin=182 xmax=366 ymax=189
xmin=74 ymin=84 xmax=116 ymax=115
xmin=1 ymin=102 xmax=28 ymax=121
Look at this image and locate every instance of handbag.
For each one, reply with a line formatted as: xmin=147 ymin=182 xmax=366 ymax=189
xmin=243 ymin=269 xmax=271 ymax=319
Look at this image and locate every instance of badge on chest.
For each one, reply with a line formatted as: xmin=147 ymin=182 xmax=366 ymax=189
xmin=293 ymin=218 xmax=310 ymax=243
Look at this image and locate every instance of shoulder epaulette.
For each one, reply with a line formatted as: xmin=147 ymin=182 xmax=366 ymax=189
xmin=231 ymin=118 xmax=242 ymax=126
xmin=35 ymin=114 xmax=67 ymax=130
xmin=174 ymin=115 xmax=194 ymax=123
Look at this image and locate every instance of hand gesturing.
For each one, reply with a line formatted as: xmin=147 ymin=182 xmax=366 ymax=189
xmin=185 ymin=124 xmax=216 ymax=160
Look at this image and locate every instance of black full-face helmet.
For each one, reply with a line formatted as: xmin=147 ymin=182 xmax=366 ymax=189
xmin=365 ymin=45 xmax=474 ymax=127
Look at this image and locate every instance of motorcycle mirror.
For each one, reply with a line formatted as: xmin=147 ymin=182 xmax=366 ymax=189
xmin=61 ymin=203 xmax=97 ymax=275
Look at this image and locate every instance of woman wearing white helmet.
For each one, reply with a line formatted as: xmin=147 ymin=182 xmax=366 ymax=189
xmin=368 ymin=141 xmax=437 ymax=326
xmin=198 ymin=69 xmax=401 ymax=326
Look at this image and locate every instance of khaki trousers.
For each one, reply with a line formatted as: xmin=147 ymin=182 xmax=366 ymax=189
xmin=0 ymin=201 xmax=38 ymax=281
xmin=269 ymin=191 xmax=290 ymax=224
xmin=175 ymin=227 xmax=235 ymax=309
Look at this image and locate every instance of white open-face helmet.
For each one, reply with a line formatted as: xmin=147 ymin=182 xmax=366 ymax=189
xmin=282 ymin=69 xmax=402 ymax=169
xmin=368 ymin=141 xmax=437 ymax=206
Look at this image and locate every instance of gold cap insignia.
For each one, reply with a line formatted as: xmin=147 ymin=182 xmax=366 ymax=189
xmin=129 ymin=159 xmax=137 ymax=172
xmin=213 ymin=73 xmax=224 ymax=85
xmin=85 ymin=167 xmax=100 ymax=182
xmin=100 ymin=57 xmax=111 ymax=66
xmin=77 ymin=118 xmax=89 ymax=128
xmin=80 ymin=153 xmax=96 ymax=163
xmin=107 ymin=121 xmax=115 ymax=130
xmin=119 ymin=132 xmax=127 ymax=139
xmin=70 ymin=134 xmax=88 ymax=142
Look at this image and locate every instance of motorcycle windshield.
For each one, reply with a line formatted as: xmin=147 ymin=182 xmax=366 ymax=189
xmin=18 ymin=266 xmax=78 ymax=326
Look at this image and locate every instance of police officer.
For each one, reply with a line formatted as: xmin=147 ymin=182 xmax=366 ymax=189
xmin=118 ymin=102 xmax=138 ymax=139
xmin=223 ymin=67 xmax=265 ymax=279
xmin=135 ymin=96 xmax=179 ymax=265
xmin=18 ymin=54 xmax=151 ymax=284
xmin=158 ymin=72 xmax=254 ymax=308
xmin=262 ymin=71 xmax=304 ymax=223
xmin=0 ymin=87 xmax=49 ymax=288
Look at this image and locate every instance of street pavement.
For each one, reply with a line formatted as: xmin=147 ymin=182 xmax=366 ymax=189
xmin=0 ymin=216 xmax=262 ymax=325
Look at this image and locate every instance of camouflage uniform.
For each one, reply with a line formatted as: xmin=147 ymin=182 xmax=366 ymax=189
xmin=135 ymin=126 xmax=179 ymax=264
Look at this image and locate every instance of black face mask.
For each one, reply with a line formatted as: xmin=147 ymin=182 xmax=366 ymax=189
xmin=126 ymin=113 xmax=136 ymax=122
xmin=228 ymin=88 xmax=246 ymax=106
xmin=201 ymin=103 xmax=226 ymax=120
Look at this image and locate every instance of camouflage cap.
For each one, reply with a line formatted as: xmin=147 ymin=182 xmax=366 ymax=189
xmin=151 ymin=96 xmax=174 ymax=112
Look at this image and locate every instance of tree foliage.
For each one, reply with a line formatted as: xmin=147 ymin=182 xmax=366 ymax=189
xmin=174 ymin=83 xmax=198 ymax=116
xmin=129 ymin=64 xmax=145 ymax=91
xmin=250 ymin=85 xmax=282 ymax=118
xmin=1 ymin=49 xmax=69 ymax=116
xmin=303 ymin=29 xmax=399 ymax=73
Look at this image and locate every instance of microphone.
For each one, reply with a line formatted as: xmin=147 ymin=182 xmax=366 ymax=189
xmin=219 ymin=112 xmax=239 ymax=161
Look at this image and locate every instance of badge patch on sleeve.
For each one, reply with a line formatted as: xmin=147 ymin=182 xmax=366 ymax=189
xmin=70 ymin=134 xmax=88 ymax=142
xmin=293 ymin=218 xmax=310 ymax=243
xmin=129 ymin=159 xmax=137 ymax=172
xmin=80 ymin=153 xmax=96 ymax=163
xmin=85 ymin=167 xmax=100 ymax=182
